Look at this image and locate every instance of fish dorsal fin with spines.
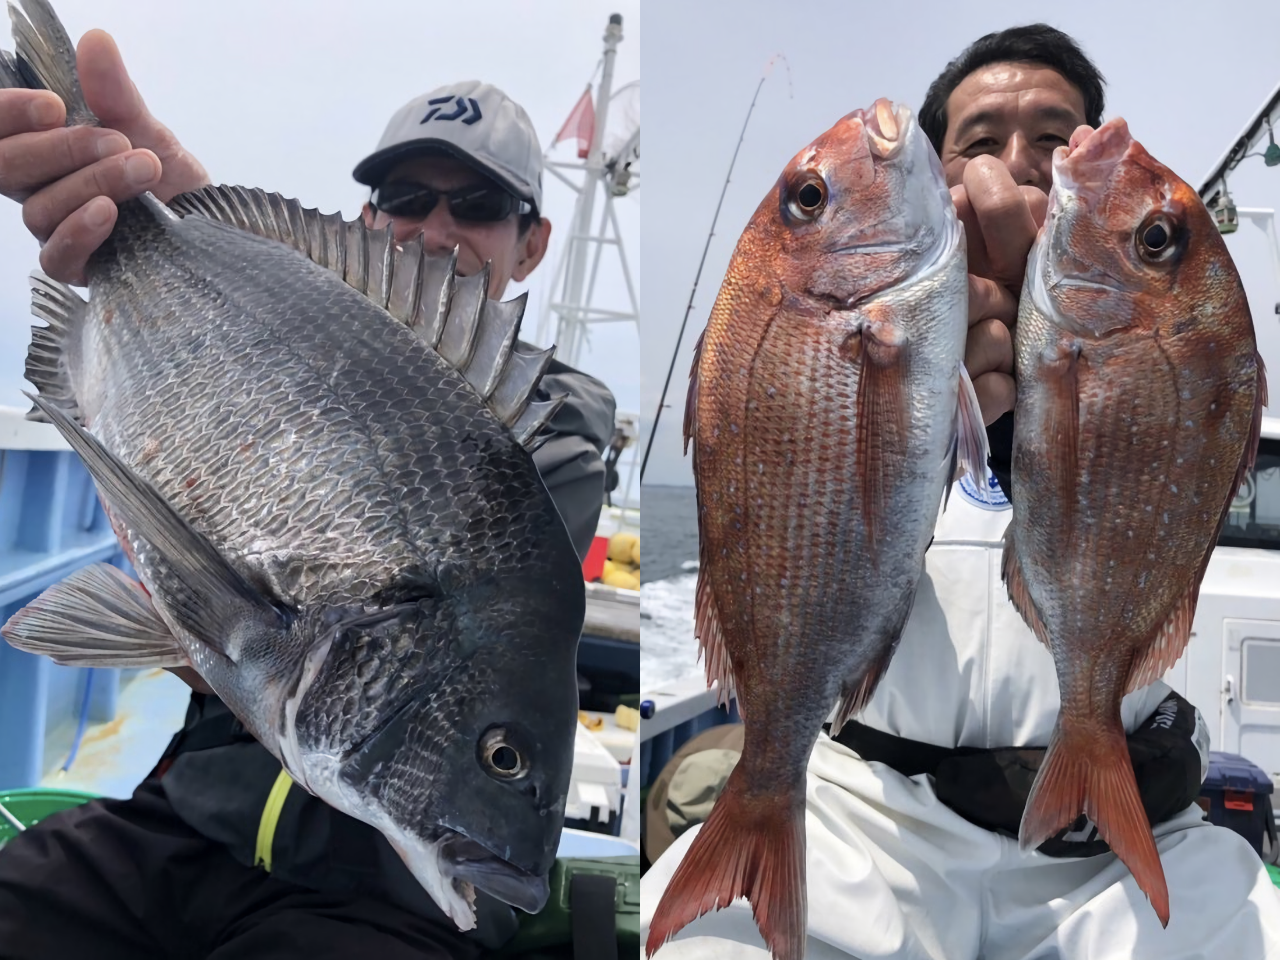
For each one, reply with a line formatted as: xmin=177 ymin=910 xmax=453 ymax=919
xmin=8 ymin=0 xmax=97 ymax=126
xmin=166 ymin=185 xmax=564 ymax=449
xmin=23 ymin=272 xmax=84 ymax=423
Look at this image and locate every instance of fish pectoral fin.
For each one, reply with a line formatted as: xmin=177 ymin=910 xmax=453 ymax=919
xmin=1124 ymin=585 xmax=1197 ymax=695
xmin=1 ymin=562 xmax=188 ymax=668
xmin=1043 ymin=341 xmax=1082 ymax=523
xmin=852 ymin=321 xmax=909 ymax=551
xmin=1001 ymin=528 xmax=1050 ymax=647
xmin=25 ymin=392 xmax=290 ymax=660
xmin=953 ymin=363 xmax=991 ymax=484
xmin=23 ymin=272 xmax=87 ymax=424
xmin=165 ymin=185 xmax=560 ymax=449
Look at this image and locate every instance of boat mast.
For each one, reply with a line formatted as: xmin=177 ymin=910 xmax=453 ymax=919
xmin=538 ymin=13 xmax=641 ymax=517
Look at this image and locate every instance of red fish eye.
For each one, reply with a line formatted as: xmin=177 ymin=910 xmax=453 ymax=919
xmin=786 ymin=176 xmax=827 ymax=221
xmin=1137 ymin=215 xmax=1178 ymax=260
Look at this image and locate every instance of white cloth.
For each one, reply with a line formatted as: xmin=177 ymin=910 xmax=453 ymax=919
xmin=642 ymin=478 xmax=1280 ymax=959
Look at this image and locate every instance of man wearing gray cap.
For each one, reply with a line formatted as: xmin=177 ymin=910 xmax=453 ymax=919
xmin=0 ymin=28 xmax=616 ymax=960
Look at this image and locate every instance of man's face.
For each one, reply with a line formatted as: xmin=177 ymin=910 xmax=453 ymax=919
xmin=362 ymin=155 xmax=551 ymax=299
xmin=939 ymin=62 xmax=1086 ymax=194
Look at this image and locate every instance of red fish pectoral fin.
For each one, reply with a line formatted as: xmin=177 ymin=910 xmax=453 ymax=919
xmin=1122 ymin=348 xmax=1268 ymax=696
xmin=646 ymin=770 xmax=807 ymax=960
xmin=1020 ymin=723 xmax=1170 ymax=927
xmin=852 ymin=322 xmax=909 ymax=553
xmin=1001 ymin=528 xmax=1050 ymax=647
xmin=1042 ymin=342 xmax=1082 ymax=527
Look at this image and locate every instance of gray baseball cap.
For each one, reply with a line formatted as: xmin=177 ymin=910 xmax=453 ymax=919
xmin=353 ymin=80 xmax=544 ymax=213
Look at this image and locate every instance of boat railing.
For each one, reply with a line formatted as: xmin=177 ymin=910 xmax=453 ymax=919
xmin=0 ymin=405 xmax=135 ymax=789
xmin=638 ymin=673 xmax=739 ymax=790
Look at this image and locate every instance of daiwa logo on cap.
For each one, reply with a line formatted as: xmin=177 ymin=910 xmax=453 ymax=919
xmin=958 ymin=471 xmax=1010 ymax=511
xmin=420 ymin=96 xmax=483 ymax=126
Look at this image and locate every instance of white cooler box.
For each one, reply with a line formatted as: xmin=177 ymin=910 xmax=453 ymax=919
xmin=566 ymin=722 xmax=622 ymax=826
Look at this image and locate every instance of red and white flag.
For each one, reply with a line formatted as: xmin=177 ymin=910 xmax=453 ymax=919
xmin=554 ymin=86 xmax=596 ymax=159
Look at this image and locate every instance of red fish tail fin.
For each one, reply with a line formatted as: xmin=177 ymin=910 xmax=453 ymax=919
xmin=1021 ymin=722 xmax=1170 ymax=927
xmin=646 ymin=772 xmax=807 ymax=960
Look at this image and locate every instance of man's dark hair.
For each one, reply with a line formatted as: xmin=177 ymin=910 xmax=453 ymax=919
xmin=919 ymin=24 xmax=1106 ymax=156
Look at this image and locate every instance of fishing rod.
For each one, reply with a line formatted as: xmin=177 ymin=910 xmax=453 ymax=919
xmin=638 ymin=56 xmax=789 ymax=483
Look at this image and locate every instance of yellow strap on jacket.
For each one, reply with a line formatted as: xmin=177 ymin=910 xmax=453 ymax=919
xmin=254 ymin=767 xmax=295 ymax=871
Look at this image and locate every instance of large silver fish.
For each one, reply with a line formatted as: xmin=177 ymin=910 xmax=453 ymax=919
xmin=0 ymin=0 xmax=583 ymax=929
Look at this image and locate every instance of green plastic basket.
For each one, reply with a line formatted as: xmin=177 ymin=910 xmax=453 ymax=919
xmin=0 ymin=788 xmax=100 ymax=845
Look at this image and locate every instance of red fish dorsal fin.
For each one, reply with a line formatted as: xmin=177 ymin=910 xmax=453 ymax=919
xmin=685 ymin=327 xmax=739 ymax=710
xmin=1126 ymin=349 xmax=1267 ymax=695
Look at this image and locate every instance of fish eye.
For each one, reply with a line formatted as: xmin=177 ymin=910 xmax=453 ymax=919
xmin=1136 ymin=214 xmax=1178 ymax=261
xmin=478 ymin=726 xmax=529 ymax=781
xmin=786 ymin=175 xmax=828 ymax=221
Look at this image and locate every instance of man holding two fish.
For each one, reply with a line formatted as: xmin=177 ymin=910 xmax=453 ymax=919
xmin=643 ymin=23 xmax=1280 ymax=960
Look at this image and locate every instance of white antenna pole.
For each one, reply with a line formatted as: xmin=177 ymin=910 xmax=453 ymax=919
xmin=543 ymin=14 xmax=624 ymax=366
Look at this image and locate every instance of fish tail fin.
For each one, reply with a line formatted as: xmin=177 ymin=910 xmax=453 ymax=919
xmin=646 ymin=770 xmax=806 ymax=960
xmin=1 ymin=0 xmax=98 ymax=126
xmin=1020 ymin=721 xmax=1170 ymax=927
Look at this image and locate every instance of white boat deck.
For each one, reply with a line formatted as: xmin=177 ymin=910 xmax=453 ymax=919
xmin=39 ymin=668 xmax=191 ymax=798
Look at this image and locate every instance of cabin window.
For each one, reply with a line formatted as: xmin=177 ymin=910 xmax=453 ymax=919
xmin=1244 ymin=639 xmax=1280 ymax=705
xmin=1218 ymin=437 xmax=1280 ymax=550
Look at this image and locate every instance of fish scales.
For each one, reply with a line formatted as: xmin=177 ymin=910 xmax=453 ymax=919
xmin=87 ymin=207 xmax=556 ymax=614
xmin=649 ymin=101 xmax=987 ymax=960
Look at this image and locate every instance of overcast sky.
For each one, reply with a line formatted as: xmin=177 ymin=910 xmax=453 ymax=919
xmin=640 ymin=0 xmax=1280 ymax=486
xmin=0 ymin=0 xmax=640 ymax=420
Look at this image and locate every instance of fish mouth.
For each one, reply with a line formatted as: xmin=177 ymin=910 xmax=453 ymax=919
xmin=830 ymin=240 xmax=914 ymax=256
xmin=1051 ymin=276 xmax=1123 ymax=294
xmin=439 ymin=831 xmax=551 ymax=913
xmin=841 ymin=97 xmax=911 ymax=160
xmin=1054 ymin=117 xmax=1135 ymax=201
xmin=862 ymin=98 xmax=906 ymax=158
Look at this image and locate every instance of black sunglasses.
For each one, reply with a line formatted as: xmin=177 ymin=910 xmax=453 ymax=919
xmin=370 ymin=181 xmax=532 ymax=223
